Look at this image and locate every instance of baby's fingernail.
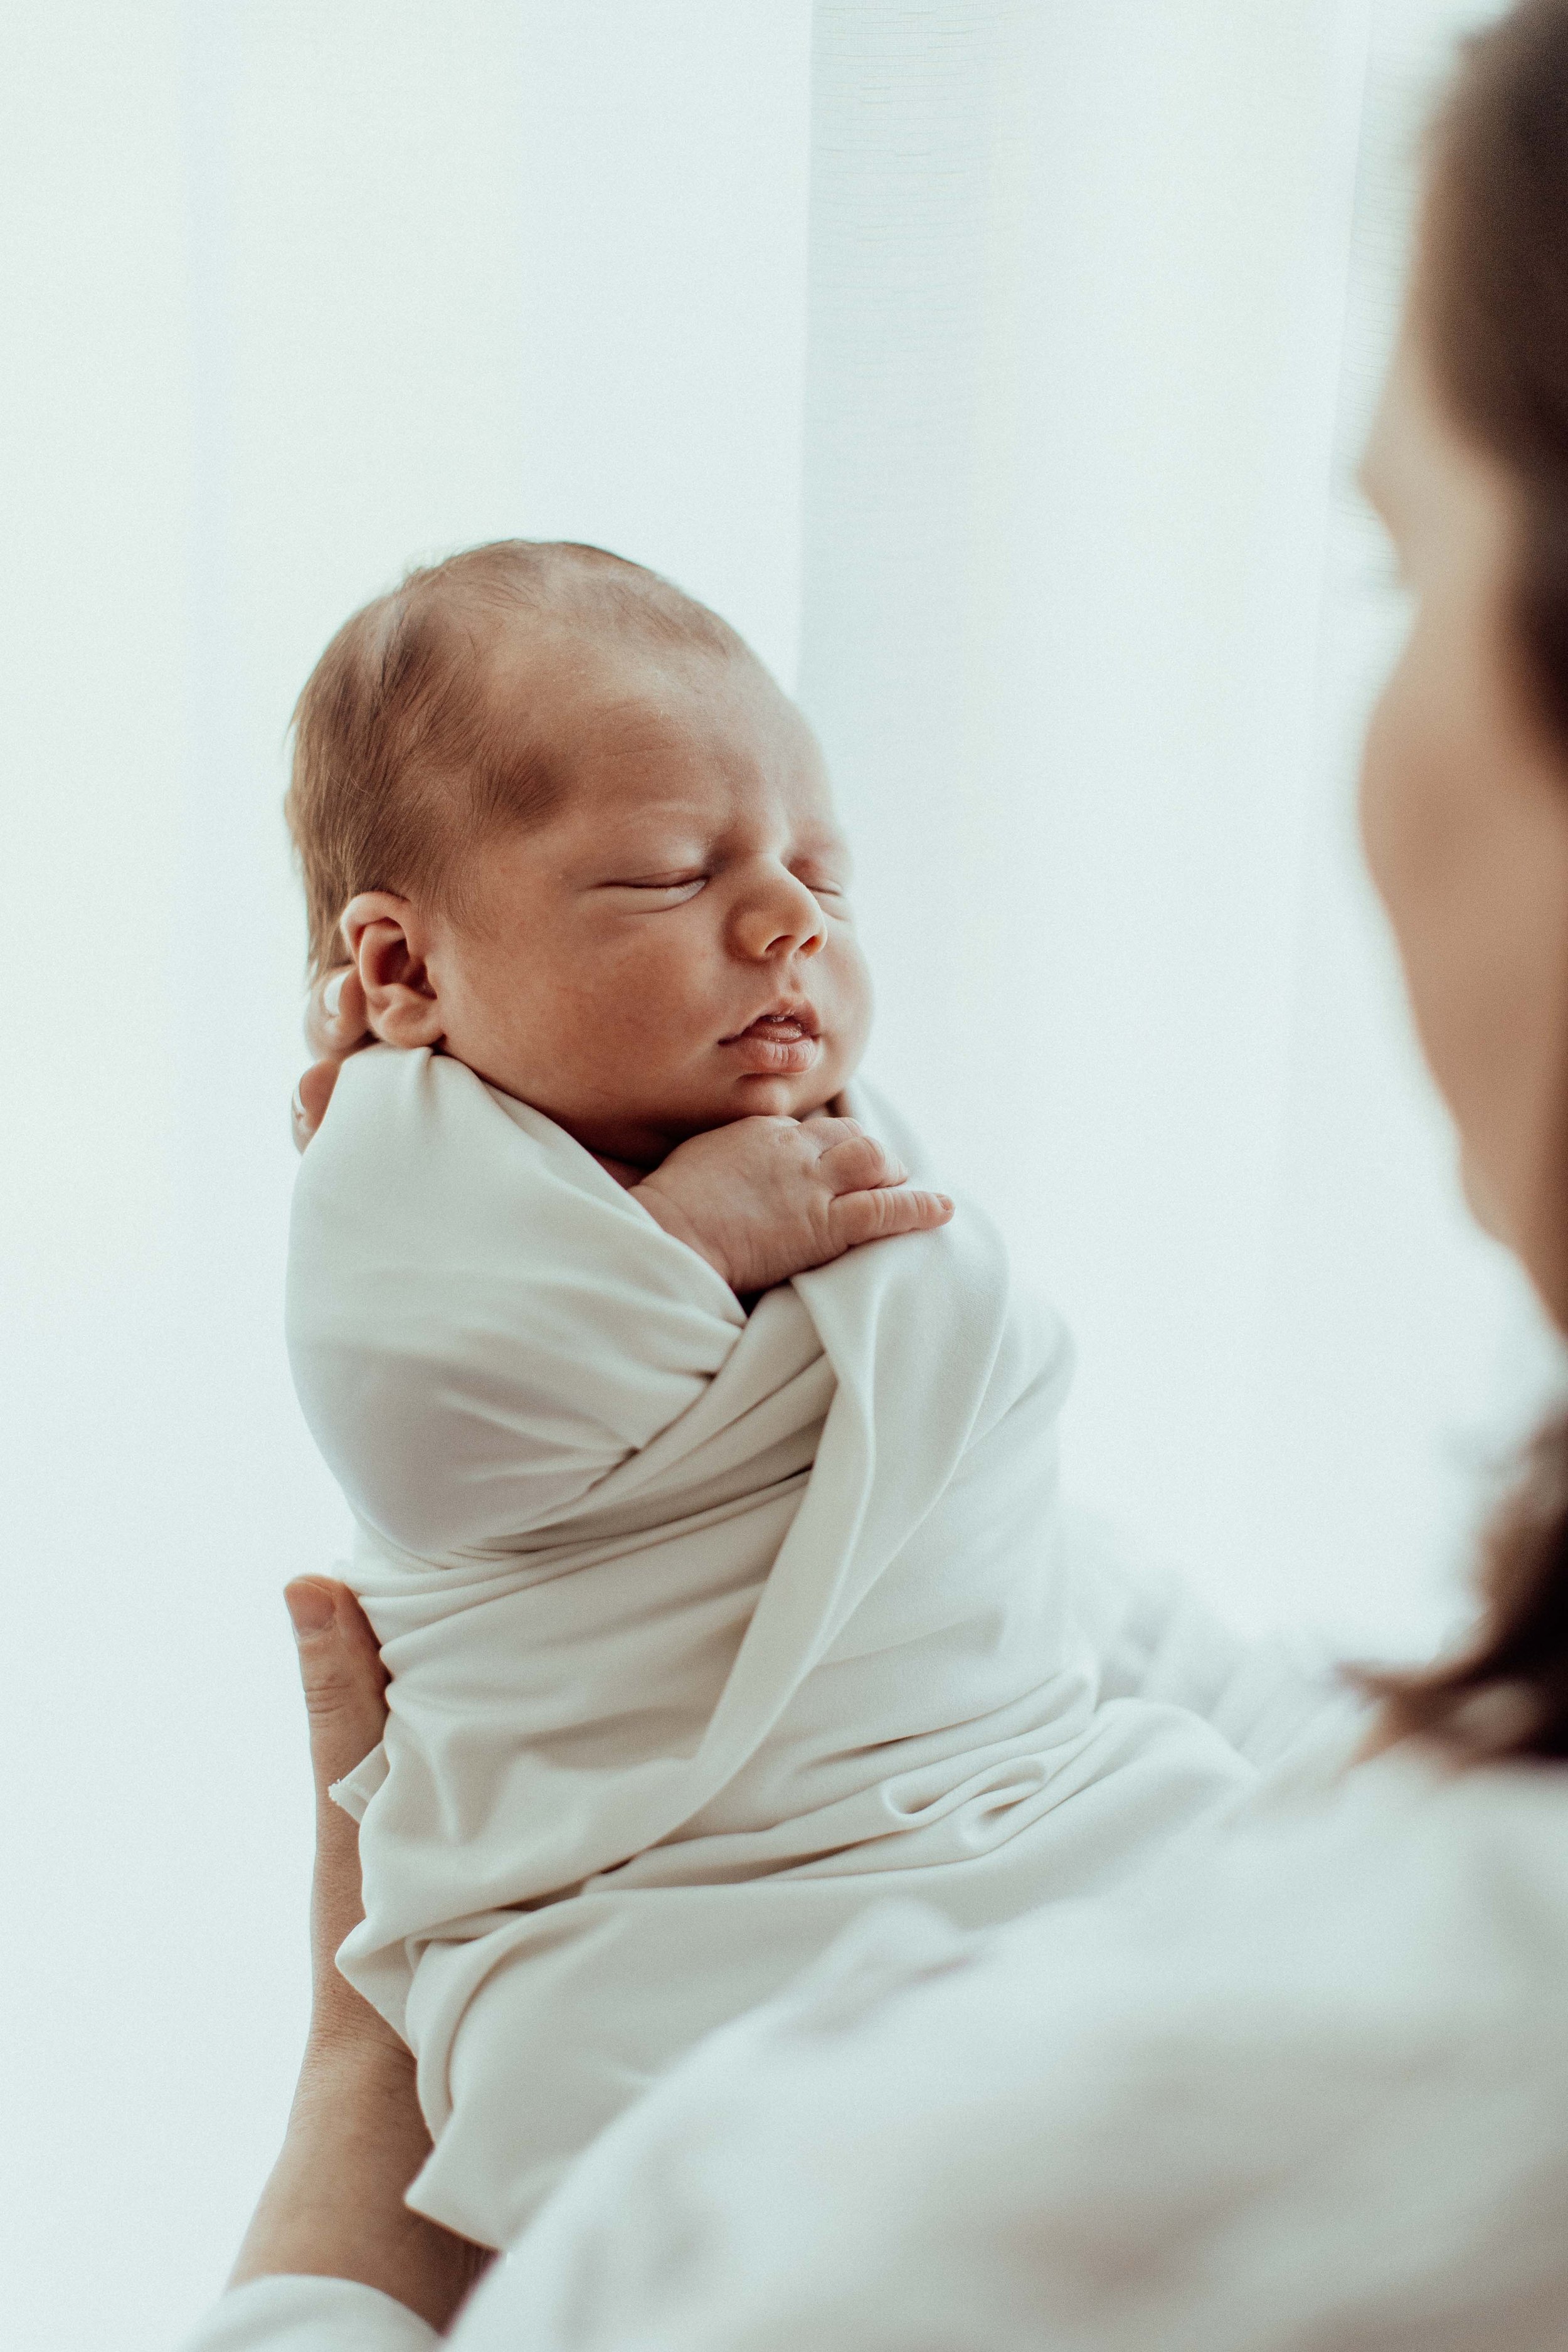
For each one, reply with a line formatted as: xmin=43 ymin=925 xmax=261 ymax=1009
xmin=322 ymin=972 xmax=346 ymax=1019
xmin=285 ymin=1582 xmax=336 ymax=1636
xmin=291 ymin=1083 xmax=306 ymax=1124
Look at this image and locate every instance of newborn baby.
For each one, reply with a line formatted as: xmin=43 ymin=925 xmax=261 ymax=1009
xmin=285 ymin=541 xmax=1270 ymax=2252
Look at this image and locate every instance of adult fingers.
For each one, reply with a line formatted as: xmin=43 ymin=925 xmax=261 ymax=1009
xmin=827 ymin=1185 xmax=953 ymax=1251
xmin=295 ymin=965 xmax=371 ymax=1151
xmin=284 ymin=1581 xmax=398 ymax=2044
xmin=291 ymin=1059 xmax=342 ymax=1153
xmin=304 ymin=964 xmax=371 ymax=1060
xmin=284 ymin=1579 xmax=388 ymax=1799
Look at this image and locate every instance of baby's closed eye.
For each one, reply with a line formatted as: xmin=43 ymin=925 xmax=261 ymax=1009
xmin=601 ymin=874 xmax=709 ymax=902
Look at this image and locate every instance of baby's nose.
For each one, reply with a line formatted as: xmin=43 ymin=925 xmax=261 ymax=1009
xmin=733 ymin=874 xmax=827 ymax=959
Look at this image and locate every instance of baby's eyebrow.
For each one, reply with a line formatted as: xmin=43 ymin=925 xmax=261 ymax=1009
xmin=590 ymin=808 xmax=714 ymax=850
xmin=792 ymin=830 xmax=852 ymax=867
xmin=576 ymin=792 xmax=854 ymax=871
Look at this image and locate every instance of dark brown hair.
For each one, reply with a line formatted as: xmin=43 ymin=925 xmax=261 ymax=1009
xmin=1368 ymin=0 xmax=1568 ymax=1761
xmin=286 ymin=539 xmax=743 ymax=978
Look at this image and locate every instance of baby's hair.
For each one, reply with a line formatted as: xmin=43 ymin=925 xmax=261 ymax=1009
xmin=287 ymin=539 xmax=747 ymax=978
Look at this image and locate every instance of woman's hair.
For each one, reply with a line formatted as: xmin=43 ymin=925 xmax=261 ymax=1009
xmin=286 ymin=539 xmax=742 ymax=978
xmin=1367 ymin=0 xmax=1568 ymax=1762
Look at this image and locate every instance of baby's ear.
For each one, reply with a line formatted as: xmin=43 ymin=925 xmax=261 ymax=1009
xmin=341 ymin=893 xmax=445 ymax=1049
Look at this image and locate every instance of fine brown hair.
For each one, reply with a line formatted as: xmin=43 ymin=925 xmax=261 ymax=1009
xmin=285 ymin=539 xmax=743 ymax=978
xmin=1367 ymin=0 xmax=1568 ymax=1761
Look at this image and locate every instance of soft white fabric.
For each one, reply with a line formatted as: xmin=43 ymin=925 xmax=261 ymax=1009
xmin=1051 ymin=1507 xmax=1349 ymax=1772
xmin=484 ymin=1730 xmax=1568 ymax=2352
xmin=285 ymin=1046 xmax=1270 ymax=2248
xmin=178 ymin=1734 xmax=1568 ymax=2352
xmin=176 ymin=2275 xmax=436 ymax=2352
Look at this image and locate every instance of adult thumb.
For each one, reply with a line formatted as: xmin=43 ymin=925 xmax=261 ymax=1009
xmin=284 ymin=1578 xmax=388 ymax=1793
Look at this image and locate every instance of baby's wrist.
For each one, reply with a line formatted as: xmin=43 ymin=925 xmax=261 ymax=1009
xmin=631 ymin=1177 xmax=733 ymax=1287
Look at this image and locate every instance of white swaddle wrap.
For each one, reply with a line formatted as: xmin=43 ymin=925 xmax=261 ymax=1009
xmin=287 ymin=1046 xmax=1258 ymax=2249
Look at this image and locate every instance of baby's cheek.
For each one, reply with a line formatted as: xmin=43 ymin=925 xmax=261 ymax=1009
xmin=829 ymin=943 xmax=875 ymax=1065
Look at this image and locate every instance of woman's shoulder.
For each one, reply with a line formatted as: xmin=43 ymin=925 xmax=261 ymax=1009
xmin=1227 ymin=1731 xmax=1568 ymax=1967
xmin=1079 ymin=1728 xmax=1568 ymax=2047
xmin=499 ymin=1751 xmax=1568 ymax=2351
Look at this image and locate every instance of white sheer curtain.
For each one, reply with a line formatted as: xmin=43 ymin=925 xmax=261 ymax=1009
xmin=800 ymin=0 xmax=1554 ymax=1659
xmin=1 ymin=5 xmax=1549 ymax=2347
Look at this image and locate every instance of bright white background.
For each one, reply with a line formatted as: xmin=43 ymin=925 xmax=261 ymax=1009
xmin=1 ymin=4 xmax=1555 ymax=2346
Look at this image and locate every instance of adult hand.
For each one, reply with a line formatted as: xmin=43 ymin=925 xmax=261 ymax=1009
xmin=227 ymin=1581 xmax=489 ymax=2327
xmin=291 ymin=967 xmax=374 ymax=1152
xmin=282 ymin=1576 xmax=393 ymax=2049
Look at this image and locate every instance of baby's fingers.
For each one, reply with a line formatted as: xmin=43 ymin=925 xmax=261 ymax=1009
xmin=827 ymin=1185 xmax=953 ymax=1251
xmin=817 ymin=1127 xmax=906 ymax=1194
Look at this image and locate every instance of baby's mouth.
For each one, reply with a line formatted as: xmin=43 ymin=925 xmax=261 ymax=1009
xmin=721 ymin=1004 xmax=823 ymax=1075
xmin=736 ymin=1011 xmax=815 ymax=1041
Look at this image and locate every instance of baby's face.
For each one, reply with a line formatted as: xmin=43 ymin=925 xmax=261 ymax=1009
xmin=423 ymin=644 xmax=872 ymax=1168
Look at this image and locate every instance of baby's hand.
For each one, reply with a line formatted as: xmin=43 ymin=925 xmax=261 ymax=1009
xmin=633 ymin=1116 xmax=953 ymax=1294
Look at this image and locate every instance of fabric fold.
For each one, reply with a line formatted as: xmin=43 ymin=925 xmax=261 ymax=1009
xmin=287 ymin=1047 xmax=1259 ymax=2247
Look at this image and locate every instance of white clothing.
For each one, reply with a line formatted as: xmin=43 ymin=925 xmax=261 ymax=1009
xmin=180 ymin=1730 xmax=1568 ymax=2352
xmin=179 ymin=2277 xmax=437 ymax=2352
xmin=283 ymin=1047 xmax=1285 ymax=2248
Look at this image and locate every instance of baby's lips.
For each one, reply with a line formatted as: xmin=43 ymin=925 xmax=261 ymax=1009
xmin=723 ymin=1000 xmax=822 ymax=1043
xmin=722 ymin=1025 xmax=823 ymax=1076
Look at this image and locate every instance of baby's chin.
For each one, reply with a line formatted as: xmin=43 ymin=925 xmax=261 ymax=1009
xmin=718 ymin=1066 xmax=859 ymax=1125
xmin=516 ymin=1050 xmax=867 ymax=1166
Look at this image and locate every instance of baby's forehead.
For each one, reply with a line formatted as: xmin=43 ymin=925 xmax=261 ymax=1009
xmin=485 ymin=617 xmax=751 ymax=726
xmin=485 ymin=621 xmax=835 ymax=819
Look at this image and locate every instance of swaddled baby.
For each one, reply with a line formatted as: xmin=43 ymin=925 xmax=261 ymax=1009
xmin=285 ymin=541 xmax=1264 ymax=2252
